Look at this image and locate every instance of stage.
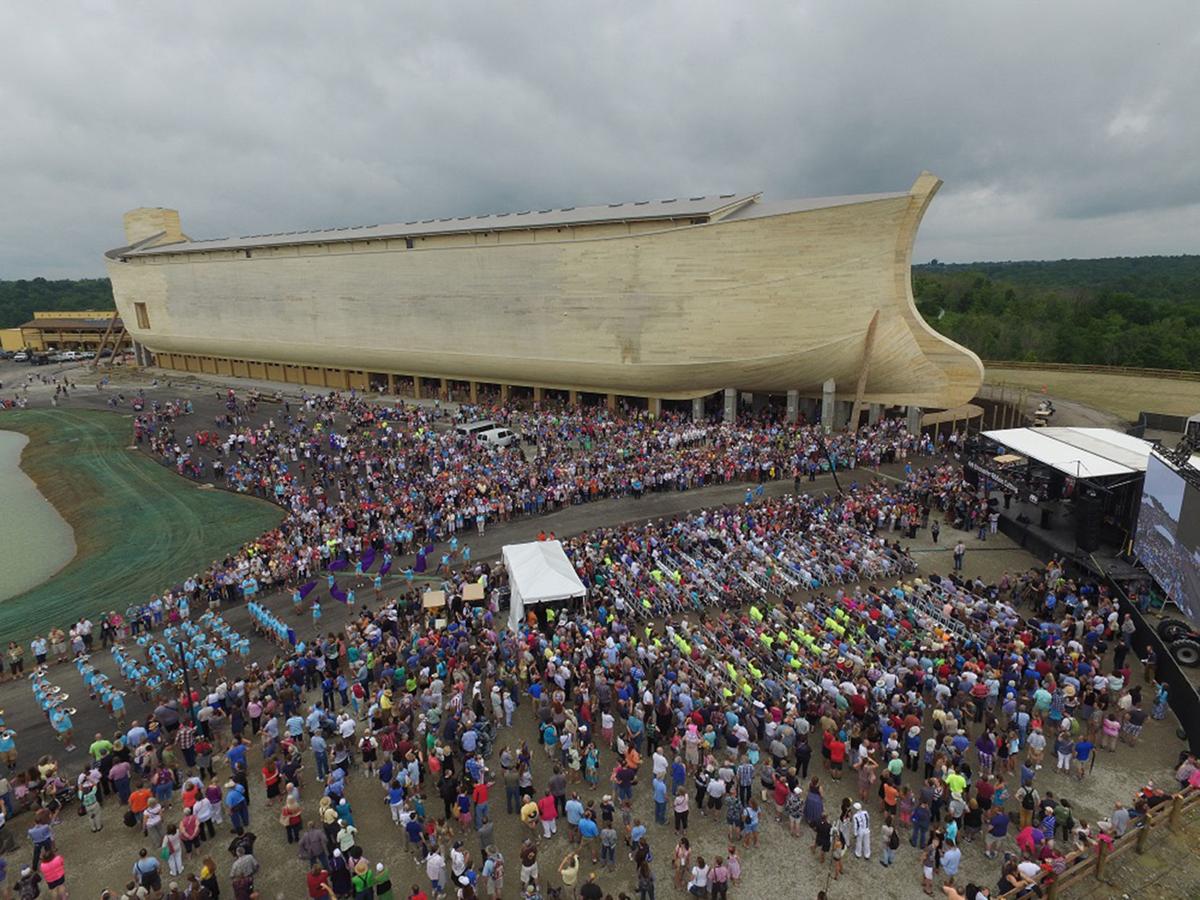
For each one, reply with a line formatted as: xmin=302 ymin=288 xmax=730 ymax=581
xmin=993 ymin=495 xmax=1146 ymax=584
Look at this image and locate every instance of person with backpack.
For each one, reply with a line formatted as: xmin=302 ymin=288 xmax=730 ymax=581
xmin=1016 ymin=785 xmax=1038 ymax=829
xmin=131 ymin=848 xmax=161 ymax=893
xmin=881 ymin=813 xmax=900 ymax=867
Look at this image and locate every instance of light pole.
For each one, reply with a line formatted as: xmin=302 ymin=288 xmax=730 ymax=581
xmin=175 ymin=641 xmax=200 ymax=727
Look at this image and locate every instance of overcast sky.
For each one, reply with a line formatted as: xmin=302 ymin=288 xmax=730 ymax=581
xmin=2 ymin=1 xmax=1198 ymax=278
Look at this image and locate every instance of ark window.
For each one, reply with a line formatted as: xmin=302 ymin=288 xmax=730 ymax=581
xmin=134 ymin=302 xmax=150 ymax=330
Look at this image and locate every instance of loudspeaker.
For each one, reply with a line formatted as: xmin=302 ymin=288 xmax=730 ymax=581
xmin=1048 ymin=471 xmax=1066 ymax=499
xmin=1076 ymin=493 xmax=1102 ymax=552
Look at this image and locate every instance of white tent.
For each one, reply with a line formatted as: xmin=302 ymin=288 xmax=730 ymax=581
xmin=503 ymin=540 xmax=587 ymax=631
xmin=983 ymin=427 xmax=1154 ymax=479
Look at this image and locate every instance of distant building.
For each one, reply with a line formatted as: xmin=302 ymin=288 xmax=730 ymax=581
xmin=0 ymin=310 xmax=130 ymax=354
xmin=105 ymin=172 xmax=982 ymax=421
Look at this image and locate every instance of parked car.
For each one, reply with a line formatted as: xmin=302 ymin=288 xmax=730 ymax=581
xmin=477 ymin=426 xmax=519 ymax=448
xmin=454 ymin=419 xmax=497 ymax=439
xmin=12 ymin=351 xmax=29 ymax=362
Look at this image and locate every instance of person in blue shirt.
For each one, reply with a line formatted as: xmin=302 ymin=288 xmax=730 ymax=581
xmin=227 ymin=741 xmax=249 ymax=771
xmin=224 ymin=781 xmax=249 ymax=833
xmin=579 ymin=813 xmax=599 ymax=843
xmin=652 ymin=776 xmax=668 ymax=824
xmin=49 ymin=707 xmax=75 ymax=750
xmin=671 ymin=758 xmax=687 ymax=794
xmin=626 ymin=714 xmax=644 ymax=753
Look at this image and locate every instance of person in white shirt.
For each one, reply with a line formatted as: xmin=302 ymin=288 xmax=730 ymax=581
xmin=652 ymin=749 xmax=669 ymax=779
xmin=852 ymin=802 xmax=871 ymax=859
xmin=688 ymin=857 xmax=710 ymax=895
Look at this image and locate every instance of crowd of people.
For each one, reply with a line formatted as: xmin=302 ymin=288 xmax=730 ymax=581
xmin=0 ymin=388 xmax=1189 ymax=900
xmin=124 ymin=390 xmax=935 ymax=609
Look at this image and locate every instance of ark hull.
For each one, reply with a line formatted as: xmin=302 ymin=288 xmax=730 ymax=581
xmin=107 ymin=174 xmax=982 ymax=406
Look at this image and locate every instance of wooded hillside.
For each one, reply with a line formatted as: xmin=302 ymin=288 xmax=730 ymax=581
xmin=913 ymin=256 xmax=1200 ymax=370
xmin=0 ymin=278 xmax=114 ymax=329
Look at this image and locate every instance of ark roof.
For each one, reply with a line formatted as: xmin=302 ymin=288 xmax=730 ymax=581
xmin=118 ymin=188 xmax=909 ymax=257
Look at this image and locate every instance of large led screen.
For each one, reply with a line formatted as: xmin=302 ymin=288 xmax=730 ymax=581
xmin=1135 ymin=452 xmax=1200 ymax=624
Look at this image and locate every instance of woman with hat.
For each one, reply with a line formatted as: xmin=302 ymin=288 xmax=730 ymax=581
xmin=351 ymin=858 xmax=374 ymax=900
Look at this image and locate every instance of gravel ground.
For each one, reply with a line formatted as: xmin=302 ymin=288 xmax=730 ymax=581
xmin=0 ymin=361 xmax=1192 ymax=899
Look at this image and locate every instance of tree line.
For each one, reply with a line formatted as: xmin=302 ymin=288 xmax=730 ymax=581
xmin=913 ymin=255 xmax=1200 ymax=371
xmin=0 ymin=278 xmax=115 ymax=329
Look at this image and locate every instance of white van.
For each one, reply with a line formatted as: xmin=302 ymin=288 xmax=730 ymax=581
xmin=477 ymin=426 xmax=518 ymax=448
xmin=455 ymin=419 xmax=496 ymax=439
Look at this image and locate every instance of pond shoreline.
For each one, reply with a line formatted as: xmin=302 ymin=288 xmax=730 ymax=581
xmin=0 ymin=430 xmax=77 ymax=601
xmin=0 ymin=409 xmax=283 ymax=641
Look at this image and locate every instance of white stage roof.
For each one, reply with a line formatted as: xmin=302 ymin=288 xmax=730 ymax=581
xmin=503 ymin=540 xmax=586 ymax=631
xmin=983 ymin=427 xmax=1155 ymax=479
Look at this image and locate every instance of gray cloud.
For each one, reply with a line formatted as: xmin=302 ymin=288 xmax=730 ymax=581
xmin=1 ymin=1 xmax=1198 ymax=277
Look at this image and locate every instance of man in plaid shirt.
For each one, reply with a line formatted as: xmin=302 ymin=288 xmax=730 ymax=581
xmin=176 ymin=719 xmax=197 ymax=768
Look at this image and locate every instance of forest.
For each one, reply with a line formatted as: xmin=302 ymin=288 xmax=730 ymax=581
xmin=912 ymin=255 xmax=1200 ymax=370
xmin=2 ymin=256 xmax=1199 ymax=370
xmin=0 ymin=277 xmax=114 ymax=328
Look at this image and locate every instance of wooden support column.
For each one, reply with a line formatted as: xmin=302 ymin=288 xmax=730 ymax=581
xmin=92 ymin=310 xmax=119 ymax=368
xmin=439 ymin=378 xmax=449 ymax=400
xmin=847 ymin=309 xmax=880 ymax=432
xmin=648 ymin=397 xmax=662 ymax=418
xmin=411 ymin=377 xmax=422 ymax=400
xmin=103 ymin=328 xmax=128 ymax=366
xmin=386 ymin=373 xmax=395 ymax=394
xmin=568 ymin=389 xmax=578 ymax=405
xmin=606 ymin=393 xmax=617 ymax=411
xmin=469 ymin=381 xmax=478 ymax=403
xmin=533 ymin=387 xmax=543 ymax=404
xmin=499 ymin=383 xmax=509 ymax=401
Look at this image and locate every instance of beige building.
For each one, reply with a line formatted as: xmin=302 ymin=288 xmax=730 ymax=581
xmin=0 ymin=310 xmax=130 ymax=354
xmin=105 ymin=172 xmax=982 ymax=422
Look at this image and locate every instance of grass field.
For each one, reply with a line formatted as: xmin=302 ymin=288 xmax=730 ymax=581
xmin=985 ymin=366 xmax=1200 ymax=422
xmin=0 ymin=408 xmax=282 ymax=640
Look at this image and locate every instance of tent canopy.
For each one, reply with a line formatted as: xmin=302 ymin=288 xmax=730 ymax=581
xmin=983 ymin=427 xmax=1154 ymax=479
xmin=503 ymin=540 xmax=586 ymax=631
